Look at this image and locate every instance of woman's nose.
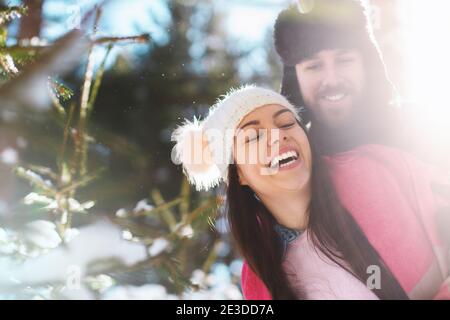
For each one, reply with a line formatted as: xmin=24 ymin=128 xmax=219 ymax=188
xmin=267 ymin=128 xmax=287 ymax=147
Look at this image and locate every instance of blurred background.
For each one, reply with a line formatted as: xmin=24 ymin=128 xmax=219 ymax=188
xmin=0 ymin=0 xmax=448 ymax=299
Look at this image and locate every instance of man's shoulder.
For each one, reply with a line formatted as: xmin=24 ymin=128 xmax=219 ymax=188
xmin=356 ymin=143 xmax=405 ymax=157
xmin=324 ymin=144 xmax=404 ymax=162
xmin=323 ymin=144 xmax=422 ymax=176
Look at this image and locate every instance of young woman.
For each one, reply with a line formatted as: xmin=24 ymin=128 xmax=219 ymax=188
xmin=171 ymin=85 xmax=449 ymax=300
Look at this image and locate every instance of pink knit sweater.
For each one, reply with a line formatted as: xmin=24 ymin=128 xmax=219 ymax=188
xmin=241 ymin=144 xmax=450 ymax=300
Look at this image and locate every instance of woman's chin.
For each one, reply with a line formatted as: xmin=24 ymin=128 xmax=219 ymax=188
xmin=272 ymin=176 xmax=309 ymax=192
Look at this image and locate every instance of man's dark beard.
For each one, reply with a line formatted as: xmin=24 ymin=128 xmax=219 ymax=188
xmin=308 ymin=91 xmax=399 ymax=156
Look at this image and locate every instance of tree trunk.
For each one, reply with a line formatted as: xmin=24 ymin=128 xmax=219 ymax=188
xmin=18 ymin=0 xmax=44 ymax=41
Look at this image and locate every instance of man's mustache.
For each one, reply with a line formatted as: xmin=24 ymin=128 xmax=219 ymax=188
xmin=317 ymin=84 xmax=354 ymax=98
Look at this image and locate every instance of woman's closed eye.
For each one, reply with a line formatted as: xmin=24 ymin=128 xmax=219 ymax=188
xmin=246 ymin=135 xmax=258 ymax=143
xmin=243 ymin=121 xmax=294 ymax=143
xmin=245 ymin=130 xmax=263 ymax=143
xmin=280 ymin=122 xmax=295 ymax=129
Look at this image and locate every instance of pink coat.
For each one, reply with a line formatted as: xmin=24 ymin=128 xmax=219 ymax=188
xmin=241 ymin=144 xmax=450 ymax=299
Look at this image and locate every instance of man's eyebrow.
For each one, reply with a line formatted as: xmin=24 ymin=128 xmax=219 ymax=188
xmin=336 ymin=49 xmax=356 ymax=55
xmin=239 ymin=109 xmax=293 ymax=129
xmin=302 ymin=49 xmax=356 ymax=62
xmin=302 ymin=53 xmax=320 ymax=62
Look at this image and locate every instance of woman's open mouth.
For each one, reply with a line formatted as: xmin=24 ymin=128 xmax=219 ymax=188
xmin=267 ymin=148 xmax=301 ymax=171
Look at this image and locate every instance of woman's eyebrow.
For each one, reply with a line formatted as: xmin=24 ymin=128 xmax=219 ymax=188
xmin=273 ymin=109 xmax=291 ymax=119
xmin=239 ymin=120 xmax=259 ymax=130
xmin=239 ymin=109 xmax=292 ymax=129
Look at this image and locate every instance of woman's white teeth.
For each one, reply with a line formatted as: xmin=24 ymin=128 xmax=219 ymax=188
xmin=324 ymin=93 xmax=346 ymax=102
xmin=270 ymin=151 xmax=299 ymax=168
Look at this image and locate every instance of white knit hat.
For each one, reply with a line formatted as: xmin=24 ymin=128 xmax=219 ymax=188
xmin=171 ymin=85 xmax=302 ymax=191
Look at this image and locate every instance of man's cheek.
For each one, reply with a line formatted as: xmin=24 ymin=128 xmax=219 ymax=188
xmin=303 ymin=94 xmax=319 ymax=111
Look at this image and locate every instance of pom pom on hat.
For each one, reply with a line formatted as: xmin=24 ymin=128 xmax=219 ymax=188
xmin=171 ymin=117 xmax=222 ymax=191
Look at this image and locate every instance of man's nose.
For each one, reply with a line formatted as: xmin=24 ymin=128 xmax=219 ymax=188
xmin=322 ymin=63 xmax=340 ymax=88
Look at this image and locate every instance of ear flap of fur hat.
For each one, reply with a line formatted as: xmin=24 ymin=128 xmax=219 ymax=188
xmin=171 ymin=117 xmax=222 ymax=191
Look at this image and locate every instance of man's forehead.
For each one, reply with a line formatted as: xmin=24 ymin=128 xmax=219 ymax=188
xmin=302 ymin=48 xmax=360 ymax=61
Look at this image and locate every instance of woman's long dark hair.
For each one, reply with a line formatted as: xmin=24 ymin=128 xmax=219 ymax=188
xmin=226 ymin=123 xmax=409 ymax=300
